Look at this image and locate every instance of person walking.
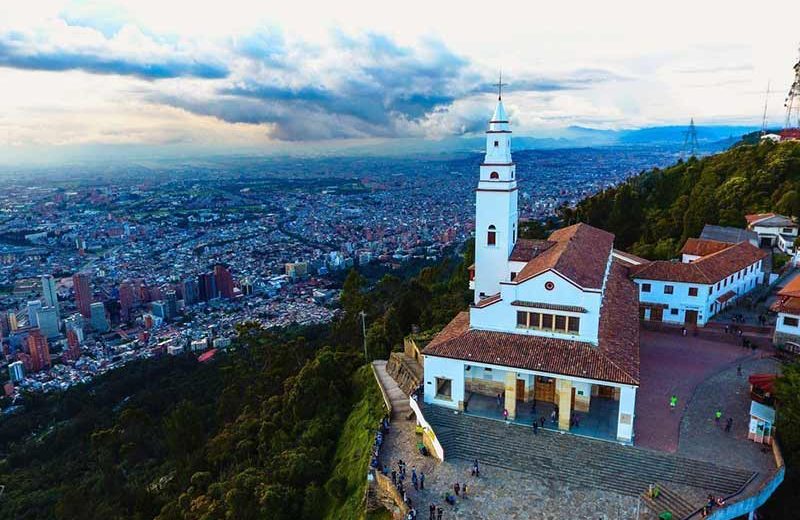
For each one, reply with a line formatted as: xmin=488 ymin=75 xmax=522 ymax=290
xmin=503 ymin=408 xmax=509 ymax=423
xmin=392 ymin=470 xmax=397 ymax=485
xmin=715 ymin=409 xmax=722 ymax=423
xmin=472 ymin=459 xmax=480 ymax=477
xmin=496 ymin=393 xmax=502 ymax=407
xmin=429 ymin=503 xmax=436 ymax=520
xmin=419 ymin=472 xmax=425 ymax=490
xmin=533 ymin=418 xmax=539 ymax=434
xmin=437 ymin=507 xmax=443 ymax=520
xmin=412 ymin=471 xmax=418 ymax=491
xmin=725 ymin=417 xmax=733 ymax=433
xmin=462 ymin=483 xmax=468 ymax=499
xmin=454 ymin=482 xmax=460 ymax=496
xmin=669 ymin=395 xmax=678 ymax=411
xmin=737 ymin=364 xmax=742 ymax=376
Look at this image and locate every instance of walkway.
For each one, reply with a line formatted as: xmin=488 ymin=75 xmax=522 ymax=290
xmin=372 ymin=360 xmax=411 ymax=420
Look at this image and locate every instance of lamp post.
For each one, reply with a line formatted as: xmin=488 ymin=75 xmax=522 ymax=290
xmin=359 ymin=310 xmax=368 ymax=362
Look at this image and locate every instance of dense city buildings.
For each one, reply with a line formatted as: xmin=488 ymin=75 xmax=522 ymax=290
xmin=0 ymin=149 xmax=683 ymax=395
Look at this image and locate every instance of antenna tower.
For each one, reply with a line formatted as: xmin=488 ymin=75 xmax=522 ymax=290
xmin=761 ymin=81 xmax=770 ymax=135
xmin=785 ymin=45 xmax=800 ymax=129
xmin=682 ymin=118 xmax=699 ymax=158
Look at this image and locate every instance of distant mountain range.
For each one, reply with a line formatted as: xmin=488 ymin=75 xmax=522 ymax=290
xmin=331 ymin=125 xmax=759 ymax=156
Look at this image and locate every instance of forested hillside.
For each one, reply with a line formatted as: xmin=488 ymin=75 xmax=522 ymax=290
xmin=0 ymin=250 xmax=472 ymax=520
xmin=559 ymin=140 xmax=800 ymax=259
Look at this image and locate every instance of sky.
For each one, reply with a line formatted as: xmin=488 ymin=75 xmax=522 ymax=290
xmin=0 ymin=0 xmax=798 ymax=164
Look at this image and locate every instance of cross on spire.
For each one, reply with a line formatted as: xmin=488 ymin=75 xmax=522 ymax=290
xmin=494 ymin=71 xmax=507 ymax=100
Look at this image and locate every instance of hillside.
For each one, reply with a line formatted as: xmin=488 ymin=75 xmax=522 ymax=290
xmin=558 ymin=140 xmax=800 ymax=259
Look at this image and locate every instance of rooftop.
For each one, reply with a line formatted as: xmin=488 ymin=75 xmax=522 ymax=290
xmin=424 ymin=259 xmax=639 ymax=385
xmin=699 ymin=224 xmax=757 ymax=244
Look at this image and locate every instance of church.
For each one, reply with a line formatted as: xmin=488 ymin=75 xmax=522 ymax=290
xmin=421 ymin=92 xmax=641 ymax=444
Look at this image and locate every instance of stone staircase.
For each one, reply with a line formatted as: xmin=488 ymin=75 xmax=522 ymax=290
xmin=641 ymin=484 xmax=698 ymax=520
xmin=372 ymin=360 xmax=412 ymax=420
xmin=424 ymin=405 xmax=755 ymax=499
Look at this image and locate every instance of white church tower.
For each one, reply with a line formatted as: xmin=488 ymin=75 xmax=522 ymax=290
xmin=473 ymin=78 xmax=518 ymax=303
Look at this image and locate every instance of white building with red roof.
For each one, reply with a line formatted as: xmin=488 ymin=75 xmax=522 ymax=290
xmin=770 ymin=275 xmax=800 ymax=351
xmin=422 ymin=95 xmax=641 ymax=444
xmin=632 ymin=239 xmax=767 ymax=327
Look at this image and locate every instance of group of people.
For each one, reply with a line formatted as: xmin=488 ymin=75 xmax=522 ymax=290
xmin=391 ymin=459 xmax=430 ymax=519
xmin=700 ymin=493 xmax=726 ymax=517
xmin=714 ymin=409 xmax=734 ymax=433
xmin=369 ymin=415 xmax=391 ymax=470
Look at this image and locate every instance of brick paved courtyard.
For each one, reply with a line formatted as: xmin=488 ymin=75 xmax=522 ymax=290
xmin=635 ymin=329 xmax=760 ymax=452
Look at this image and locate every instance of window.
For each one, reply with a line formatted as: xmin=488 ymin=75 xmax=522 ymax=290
xmin=716 ymin=282 xmax=720 ymax=290
xmin=490 ymin=171 xmax=500 ymax=180
xmin=708 ymin=286 xmax=713 ymax=295
xmin=664 ymin=285 xmax=674 ymax=295
xmin=567 ymin=316 xmax=580 ymax=334
xmin=516 ymin=310 xmax=577 ymax=333
xmin=487 ymin=225 xmax=496 ymax=246
xmin=510 ymin=272 xmax=517 ymax=281
xmin=435 ymin=377 xmax=452 ymax=400
xmin=493 ymin=140 xmax=499 ymax=147
xmin=784 ymin=316 xmax=799 ymax=327
xmin=541 ymin=314 xmax=553 ymax=329
xmin=641 ymin=283 xmax=651 ymax=293
xmin=517 ymin=311 xmax=527 ymax=327
xmin=783 ymin=228 xmax=794 ymax=233
xmin=688 ymin=287 xmax=698 ymax=296
xmin=671 ymin=308 xmax=679 ymax=315
xmin=555 ymin=315 xmax=567 ymax=331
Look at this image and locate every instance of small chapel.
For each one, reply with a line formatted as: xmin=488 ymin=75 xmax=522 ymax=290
xmin=421 ymin=90 xmax=641 ymax=443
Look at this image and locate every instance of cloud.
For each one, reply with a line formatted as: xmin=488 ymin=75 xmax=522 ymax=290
xmin=0 ymin=19 xmax=228 ymax=80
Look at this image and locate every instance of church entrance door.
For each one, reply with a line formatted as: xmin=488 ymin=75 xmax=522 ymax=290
xmin=534 ymin=376 xmax=555 ymax=403
xmin=516 ymin=379 xmax=525 ymax=402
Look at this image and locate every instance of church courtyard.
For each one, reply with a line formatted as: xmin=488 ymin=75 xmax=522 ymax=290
xmin=377 ymin=328 xmax=781 ymax=519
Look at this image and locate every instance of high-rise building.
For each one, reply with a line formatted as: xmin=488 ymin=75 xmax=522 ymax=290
xmin=164 ymin=290 xmax=178 ymax=320
xmin=27 ymin=300 xmax=42 ymax=327
xmin=89 ymin=302 xmax=109 ymax=333
xmin=182 ymin=279 xmax=199 ymax=306
xmin=198 ymin=272 xmax=216 ymax=301
xmin=119 ymin=280 xmax=134 ymax=322
xmin=8 ymin=360 xmax=24 ymax=382
xmin=73 ymin=272 xmax=92 ymax=318
xmin=65 ymin=328 xmax=81 ymax=361
xmin=36 ymin=307 xmax=59 ymax=338
xmin=41 ymin=274 xmax=59 ymax=318
xmin=151 ymin=301 xmax=168 ymax=321
xmin=27 ymin=330 xmax=51 ymax=372
xmin=214 ymin=264 xmax=235 ymax=299
xmin=7 ymin=311 xmax=18 ymax=332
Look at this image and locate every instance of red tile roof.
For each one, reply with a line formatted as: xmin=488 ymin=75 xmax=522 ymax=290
xmin=424 ymin=260 xmax=639 ymax=385
xmin=680 ymin=238 xmax=732 ymax=258
xmin=509 ymin=239 xmax=555 ymax=262
xmin=515 ymin=223 xmax=614 ymax=289
xmin=771 ymin=276 xmax=800 ymax=313
xmin=631 ymin=241 xmax=767 ymax=284
xmin=745 ymin=213 xmax=776 ymax=226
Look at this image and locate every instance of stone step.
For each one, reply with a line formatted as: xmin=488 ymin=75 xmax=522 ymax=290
xmin=423 ymin=405 xmax=755 ymax=499
xmin=641 ymin=484 xmax=698 ymax=520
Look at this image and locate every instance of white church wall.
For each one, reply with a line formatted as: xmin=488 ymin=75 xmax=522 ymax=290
xmin=616 ymin=386 xmax=636 ymax=443
xmin=423 ymin=355 xmax=465 ymax=410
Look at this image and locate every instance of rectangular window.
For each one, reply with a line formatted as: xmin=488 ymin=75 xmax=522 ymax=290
xmin=494 ymin=140 xmax=499 ymax=147
xmin=708 ymin=286 xmax=712 ymax=295
xmin=783 ymin=228 xmax=794 ymax=234
xmin=641 ymin=283 xmax=651 ymax=293
xmin=541 ymin=314 xmax=553 ymax=330
xmin=435 ymin=377 xmax=452 ymax=400
xmin=688 ymin=287 xmax=698 ymax=296
xmin=510 ymin=272 xmax=517 ymax=281
xmin=716 ymin=282 xmax=720 ymax=290
xmin=516 ymin=311 xmax=527 ymax=328
xmin=567 ymin=316 xmax=580 ymax=334
xmin=530 ymin=312 xmax=541 ymax=328
xmin=555 ymin=315 xmax=567 ymax=332
xmin=784 ymin=316 xmax=799 ymax=327
xmin=664 ymin=285 xmax=674 ymax=295
xmin=671 ymin=308 xmax=679 ymax=315
xmin=487 ymin=230 xmax=496 ymax=246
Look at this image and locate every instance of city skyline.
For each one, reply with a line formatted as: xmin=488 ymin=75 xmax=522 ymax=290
xmin=0 ymin=0 xmax=798 ymax=164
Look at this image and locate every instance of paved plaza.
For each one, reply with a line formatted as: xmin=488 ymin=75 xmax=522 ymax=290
xmin=635 ymin=329 xmax=762 ymax=452
xmin=377 ymin=327 xmax=783 ymax=519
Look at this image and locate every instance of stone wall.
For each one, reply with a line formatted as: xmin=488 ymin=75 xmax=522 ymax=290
xmin=366 ymin=470 xmax=409 ymax=519
xmin=386 ymin=351 xmax=423 ymax=396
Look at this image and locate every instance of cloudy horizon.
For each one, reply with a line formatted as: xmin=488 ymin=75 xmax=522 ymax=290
xmin=0 ymin=0 xmax=798 ymax=164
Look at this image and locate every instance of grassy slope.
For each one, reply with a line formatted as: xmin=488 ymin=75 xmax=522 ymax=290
xmin=323 ymin=365 xmax=387 ymax=520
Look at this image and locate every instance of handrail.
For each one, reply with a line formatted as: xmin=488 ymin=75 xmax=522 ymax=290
xmin=371 ymin=362 xmax=393 ymax=416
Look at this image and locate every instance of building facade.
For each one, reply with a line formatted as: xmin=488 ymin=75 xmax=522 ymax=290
xmin=422 ymin=96 xmax=640 ymax=444
xmin=632 ymin=239 xmax=766 ymax=327
xmin=73 ymin=272 xmax=93 ymax=319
